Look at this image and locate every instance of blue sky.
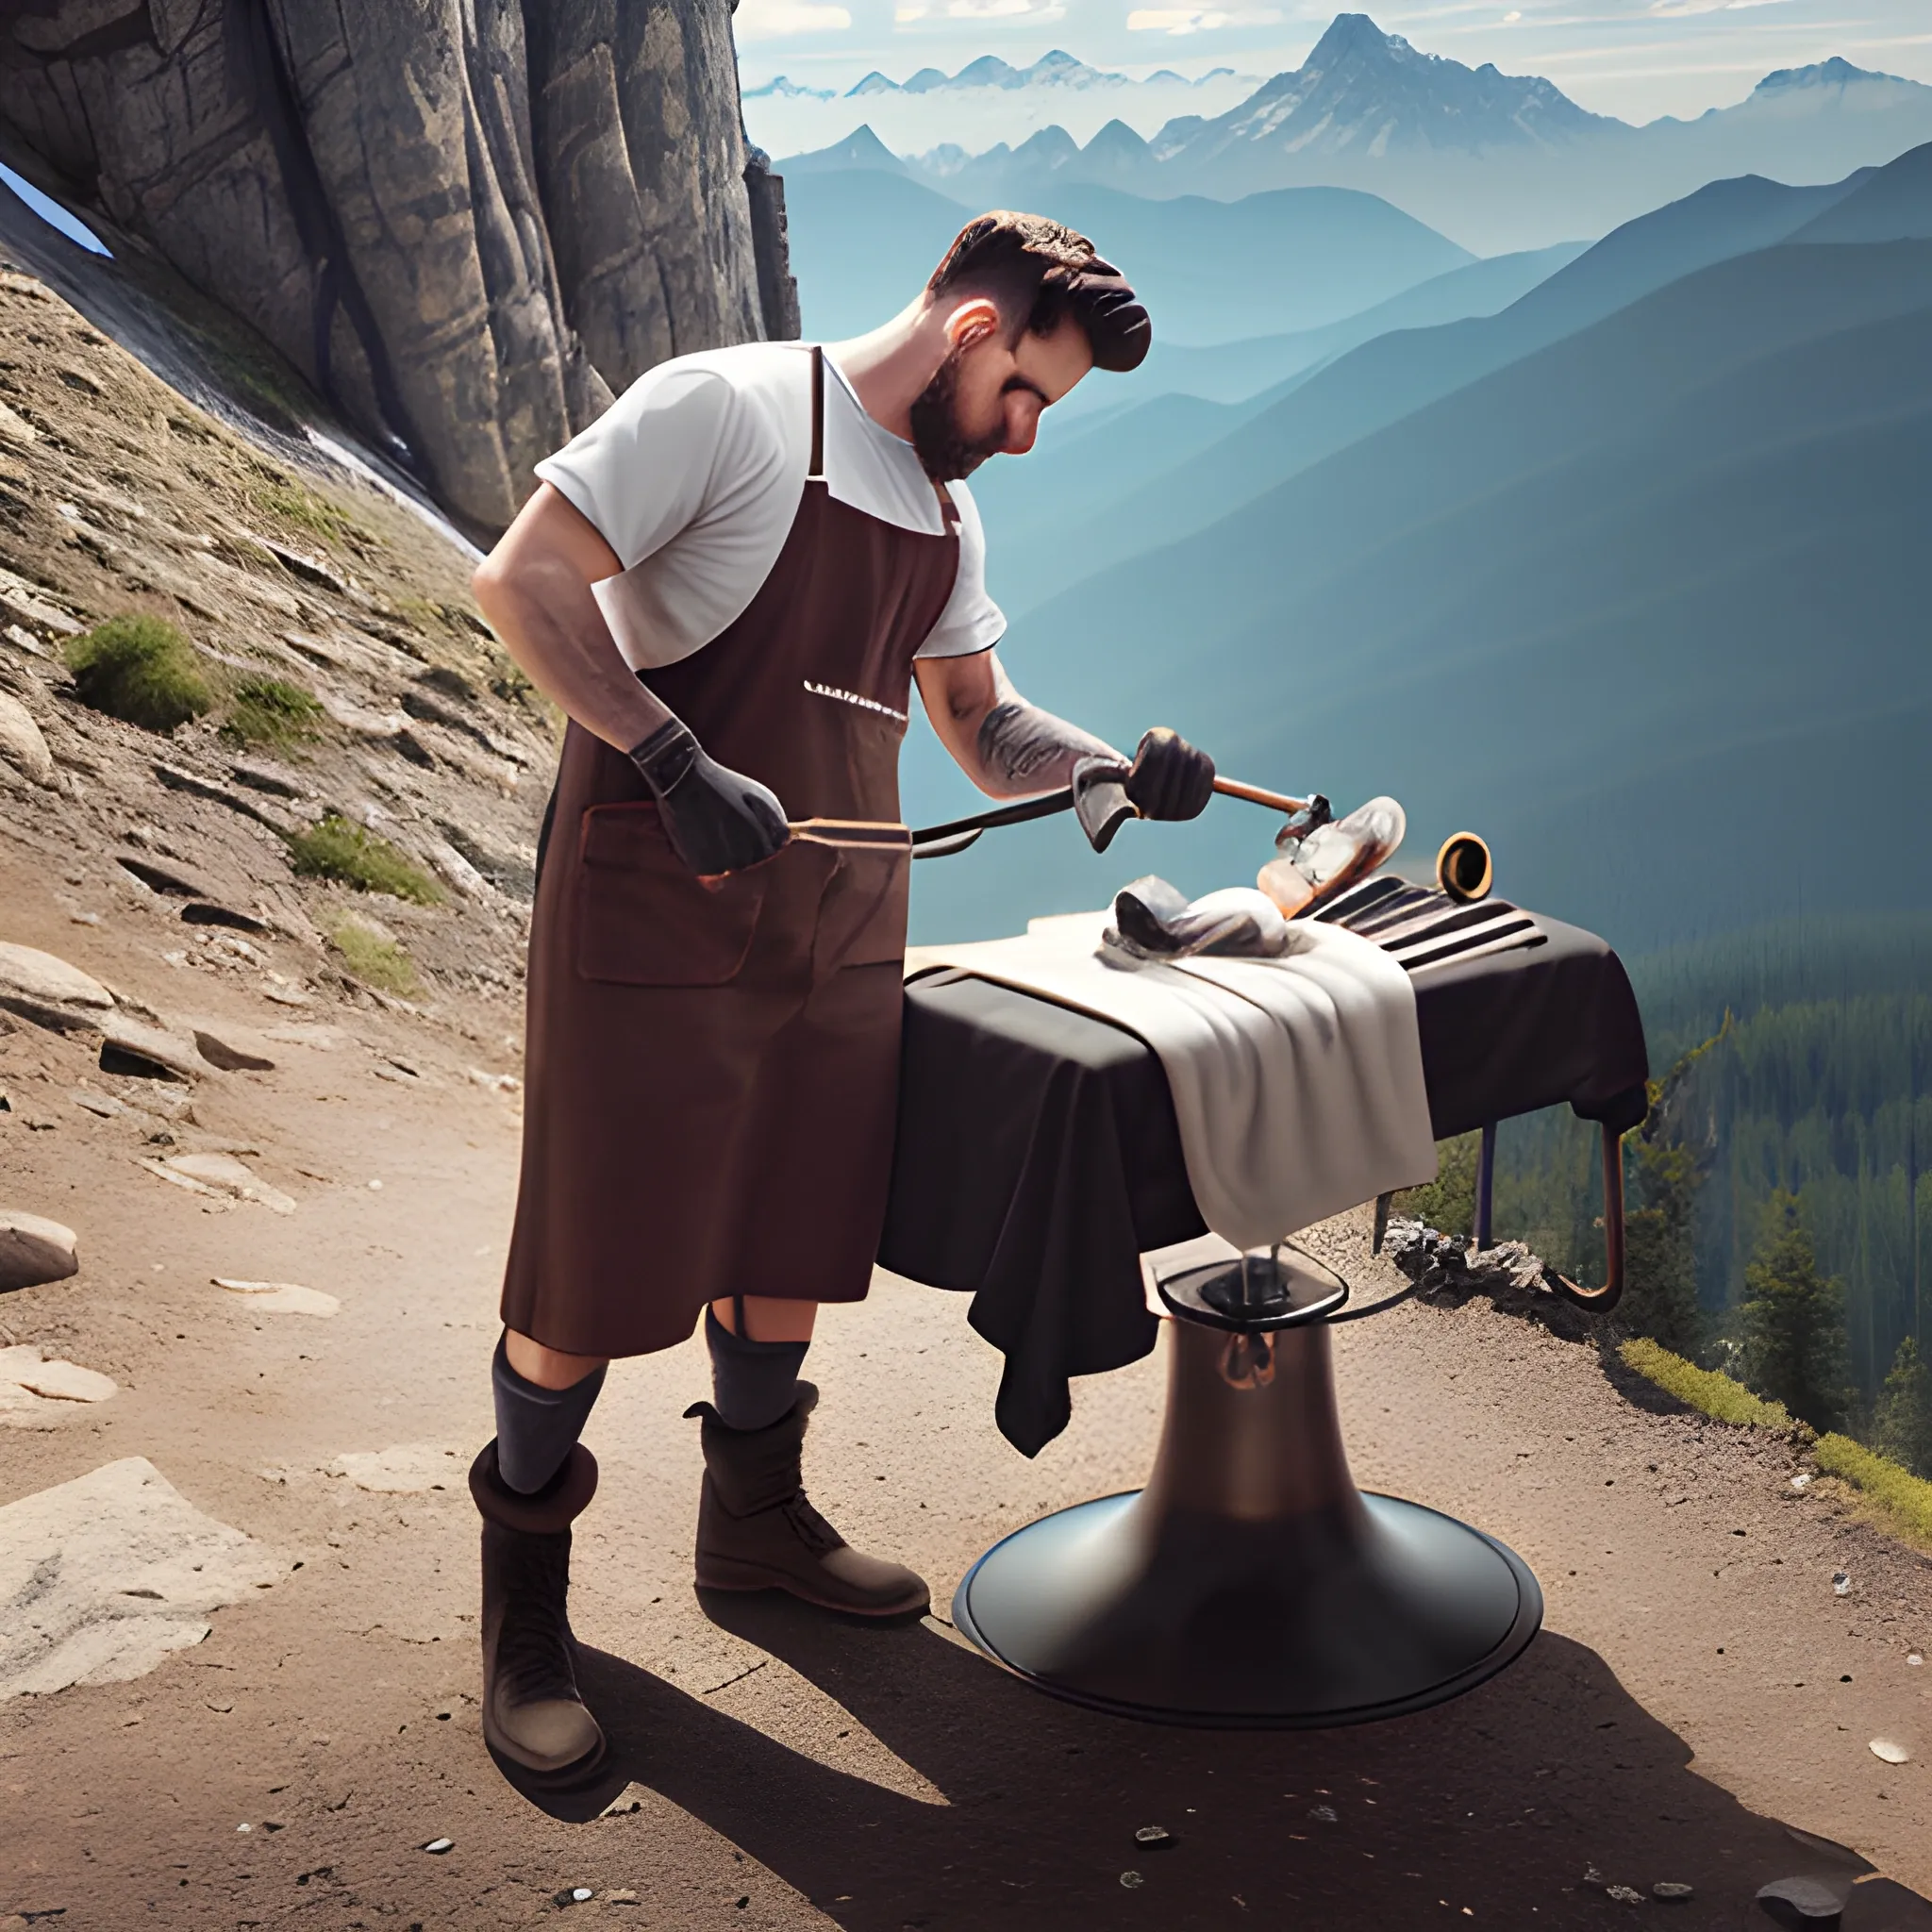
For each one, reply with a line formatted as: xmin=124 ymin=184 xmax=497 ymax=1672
xmin=735 ymin=0 xmax=1932 ymax=124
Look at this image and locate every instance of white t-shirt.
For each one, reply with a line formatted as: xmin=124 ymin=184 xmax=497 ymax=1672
xmin=535 ymin=342 xmax=1006 ymax=673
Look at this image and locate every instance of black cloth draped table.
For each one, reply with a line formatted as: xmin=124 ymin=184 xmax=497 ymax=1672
xmin=880 ymin=910 xmax=1649 ymax=1457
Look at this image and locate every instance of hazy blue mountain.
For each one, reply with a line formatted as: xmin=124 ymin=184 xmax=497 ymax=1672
xmin=782 ymin=125 xmax=908 ymax=176
xmin=1790 ymin=138 xmax=1932 ymax=242
xmin=791 ymin=17 xmax=1932 ymax=254
xmin=963 ymin=384 xmax=1290 ymax=576
xmin=1105 ymin=240 xmax=1587 ymax=410
xmin=904 ymin=236 xmax=1932 ymax=950
xmin=973 ymin=164 xmax=1868 ymax=616
xmin=780 ymin=170 xmax=969 ymax=341
xmin=781 ymin=168 xmax=1473 ymax=344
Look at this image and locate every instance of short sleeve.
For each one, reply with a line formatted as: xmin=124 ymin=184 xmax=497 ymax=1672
xmin=534 ymin=365 xmax=742 ymax=571
xmin=915 ymin=481 xmax=1007 ymax=659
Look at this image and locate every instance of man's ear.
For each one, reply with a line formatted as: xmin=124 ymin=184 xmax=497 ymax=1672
xmin=941 ymin=297 xmax=1001 ymax=351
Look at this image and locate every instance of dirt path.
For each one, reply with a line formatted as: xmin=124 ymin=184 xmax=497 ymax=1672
xmin=3 ymin=838 xmax=1930 ymax=1932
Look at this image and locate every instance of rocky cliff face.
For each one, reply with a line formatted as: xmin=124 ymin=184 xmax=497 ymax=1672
xmin=0 ymin=0 xmax=791 ymax=539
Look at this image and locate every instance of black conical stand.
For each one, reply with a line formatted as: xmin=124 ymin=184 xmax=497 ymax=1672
xmin=952 ymin=1249 xmax=1542 ymax=1728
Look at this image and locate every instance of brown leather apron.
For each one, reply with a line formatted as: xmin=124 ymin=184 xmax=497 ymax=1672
xmin=502 ymin=348 xmax=962 ymax=1357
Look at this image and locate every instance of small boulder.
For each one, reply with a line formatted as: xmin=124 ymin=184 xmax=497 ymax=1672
xmin=0 ymin=1346 xmax=117 ymax=1403
xmin=0 ymin=1210 xmax=79 ymax=1291
xmin=100 ymin=1017 xmax=205 ymax=1082
xmin=145 ymin=1153 xmax=294 ymax=1214
xmin=213 ymin=1277 xmax=338 ymax=1316
xmin=192 ymin=1027 xmax=275 ymax=1073
xmin=0 ymin=941 xmax=115 ymax=1033
xmin=1756 ymin=1876 xmax=1846 ymax=1927
xmin=0 ymin=691 xmax=55 ymax=787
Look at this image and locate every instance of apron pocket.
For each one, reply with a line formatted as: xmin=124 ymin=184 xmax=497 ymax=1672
xmin=575 ymin=805 xmax=767 ymax=986
xmin=816 ymin=842 xmax=911 ymax=973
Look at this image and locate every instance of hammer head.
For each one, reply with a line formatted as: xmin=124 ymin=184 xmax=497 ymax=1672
xmin=1073 ymin=758 xmax=1139 ymax=852
xmin=1274 ymin=793 xmax=1333 ymax=849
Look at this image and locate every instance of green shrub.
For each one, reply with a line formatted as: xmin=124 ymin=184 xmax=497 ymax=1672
xmin=222 ymin=675 xmax=323 ymax=748
xmin=1619 ymin=1337 xmax=1801 ymax=1433
xmin=1393 ymin=1131 xmax=1479 ymax=1239
xmin=1815 ymin=1432 xmax=1932 ymax=1546
xmin=65 ymin=614 xmax=213 ymax=731
xmin=287 ymin=814 xmax=441 ymax=905
xmin=327 ymin=920 xmax=421 ymax=997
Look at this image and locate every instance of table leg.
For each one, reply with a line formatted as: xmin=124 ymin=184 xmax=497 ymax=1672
xmin=1475 ymin=1121 xmax=1497 ymax=1251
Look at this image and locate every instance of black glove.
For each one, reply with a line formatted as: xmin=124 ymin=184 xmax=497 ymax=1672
xmin=1124 ymin=727 xmax=1215 ymax=821
xmin=627 ymin=715 xmax=790 ymax=875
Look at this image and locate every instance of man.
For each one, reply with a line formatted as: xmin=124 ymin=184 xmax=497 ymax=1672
xmin=469 ymin=211 xmax=1215 ymax=1778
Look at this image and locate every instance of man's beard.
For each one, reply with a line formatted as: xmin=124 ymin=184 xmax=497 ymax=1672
xmin=908 ymin=349 xmax=1008 ymax=484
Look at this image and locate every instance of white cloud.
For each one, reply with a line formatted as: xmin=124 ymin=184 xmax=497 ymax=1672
xmin=940 ymin=0 xmax=1066 ymax=15
xmin=735 ymin=0 xmax=853 ymax=37
xmin=1127 ymin=5 xmax=1283 ymax=31
xmin=1504 ymin=8 xmax=1523 ymax=18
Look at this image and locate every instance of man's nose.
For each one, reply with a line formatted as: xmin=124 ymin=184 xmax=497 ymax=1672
xmin=1002 ymin=403 xmax=1039 ymax=457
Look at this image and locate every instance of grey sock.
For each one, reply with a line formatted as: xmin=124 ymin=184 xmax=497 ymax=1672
xmin=491 ymin=1334 xmax=606 ymax=1494
xmin=705 ymin=1306 xmax=808 ymax=1432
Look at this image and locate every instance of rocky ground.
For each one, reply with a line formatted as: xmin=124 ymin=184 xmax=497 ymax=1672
xmin=3 ymin=241 xmax=1932 ymax=1932
xmin=0 ymin=254 xmax=554 ymax=1014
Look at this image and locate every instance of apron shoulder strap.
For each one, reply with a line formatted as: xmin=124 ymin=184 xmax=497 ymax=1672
xmin=808 ymin=345 xmax=826 ymax=483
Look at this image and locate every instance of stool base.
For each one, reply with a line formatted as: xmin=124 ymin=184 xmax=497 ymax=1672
xmin=954 ymin=1488 xmax=1540 ymax=1728
xmin=952 ymin=1318 xmax=1541 ymax=1728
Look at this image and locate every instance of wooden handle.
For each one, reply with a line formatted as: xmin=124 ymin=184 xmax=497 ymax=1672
xmin=1212 ymin=776 xmax=1315 ymax=816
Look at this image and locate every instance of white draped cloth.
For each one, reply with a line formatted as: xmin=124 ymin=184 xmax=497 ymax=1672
xmin=911 ymin=911 xmax=1437 ymax=1250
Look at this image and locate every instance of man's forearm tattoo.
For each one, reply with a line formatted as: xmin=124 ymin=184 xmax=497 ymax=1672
xmin=976 ymin=700 xmax=1120 ymax=791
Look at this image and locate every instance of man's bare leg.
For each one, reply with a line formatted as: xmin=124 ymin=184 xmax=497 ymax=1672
xmin=708 ymin=1297 xmax=818 ymax=1342
xmin=505 ymin=1329 xmax=610 ymax=1390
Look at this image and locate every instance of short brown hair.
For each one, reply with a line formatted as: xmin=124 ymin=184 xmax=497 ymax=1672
xmin=927 ymin=211 xmax=1150 ymax=373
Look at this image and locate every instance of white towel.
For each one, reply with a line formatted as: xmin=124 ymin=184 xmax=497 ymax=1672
xmin=911 ymin=910 xmax=1438 ymax=1250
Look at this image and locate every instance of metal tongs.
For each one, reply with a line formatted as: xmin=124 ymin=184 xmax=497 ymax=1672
xmin=910 ymin=768 xmax=1332 ymax=859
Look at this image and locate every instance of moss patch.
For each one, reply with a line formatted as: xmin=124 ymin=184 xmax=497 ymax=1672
xmin=222 ymin=675 xmax=323 ymax=749
xmin=1622 ymin=1339 xmax=1932 ymax=1552
xmin=250 ymin=472 xmax=370 ymax=550
xmin=287 ymin=814 xmax=441 ymax=905
xmin=64 ymin=614 xmax=213 ymax=731
xmin=1619 ymin=1338 xmax=1801 ymax=1433
xmin=1815 ymin=1433 xmax=1932 ymax=1546
xmin=327 ymin=920 xmax=421 ymax=997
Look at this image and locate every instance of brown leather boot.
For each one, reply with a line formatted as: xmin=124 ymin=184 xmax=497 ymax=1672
xmin=470 ymin=1441 xmax=606 ymax=1779
xmin=686 ymin=1384 xmax=929 ymax=1616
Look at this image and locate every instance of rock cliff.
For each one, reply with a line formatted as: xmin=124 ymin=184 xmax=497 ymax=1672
xmin=0 ymin=1 xmax=795 ymax=539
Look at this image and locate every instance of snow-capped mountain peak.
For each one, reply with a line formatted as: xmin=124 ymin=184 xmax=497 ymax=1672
xmin=832 ymin=51 xmax=1252 ymax=101
xmin=1189 ymin=11 xmax=1613 ymax=163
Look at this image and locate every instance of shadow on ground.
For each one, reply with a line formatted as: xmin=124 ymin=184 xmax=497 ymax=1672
xmin=521 ymin=1599 xmax=1932 ymax=1930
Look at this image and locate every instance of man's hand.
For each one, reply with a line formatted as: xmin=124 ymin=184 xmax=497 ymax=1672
xmin=628 ymin=717 xmax=790 ymax=875
xmin=1123 ymin=726 xmax=1215 ymax=821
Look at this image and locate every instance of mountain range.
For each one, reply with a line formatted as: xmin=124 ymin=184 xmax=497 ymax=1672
xmin=747 ymin=51 xmax=1245 ymax=102
xmin=776 ymin=14 xmax=1932 ymax=253
xmin=781 ymin=166 xmax=1475 ymax=347
xmin=897 ymin=142 xmax=1932 ymax=957
xmin=742 ymin=50 xmax=1258 ymax=156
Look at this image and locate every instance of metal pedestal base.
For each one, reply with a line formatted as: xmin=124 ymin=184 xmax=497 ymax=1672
xmin=953 ymin=1318 xmax=1541 ymax=1728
